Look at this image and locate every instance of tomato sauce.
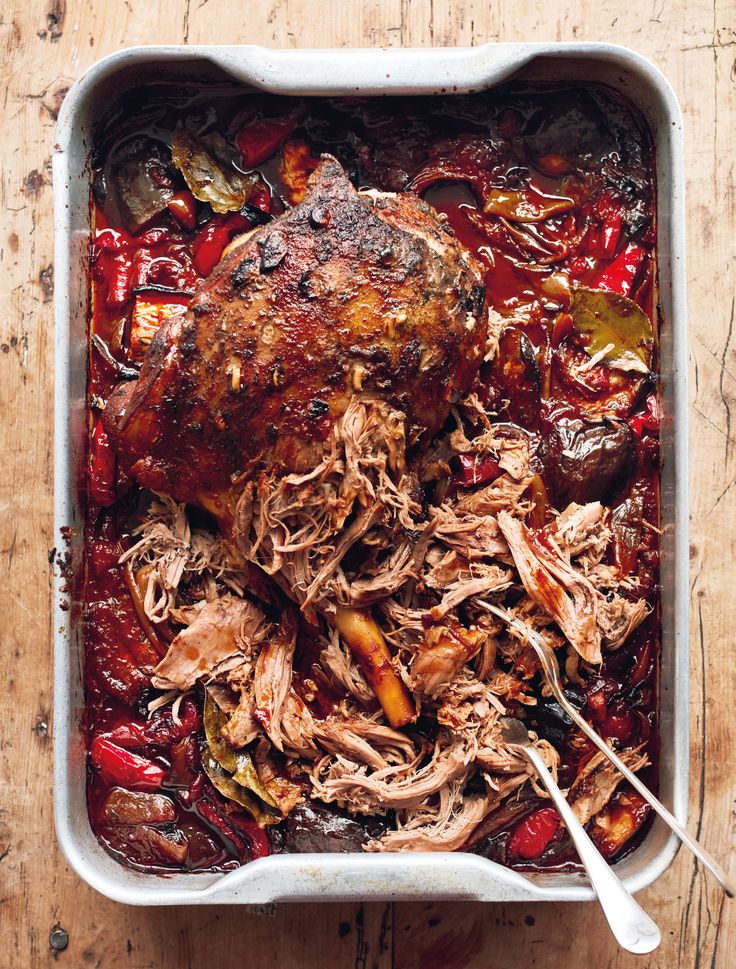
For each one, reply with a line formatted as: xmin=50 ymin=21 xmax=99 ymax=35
xmin=85 ymin=84 xmax=659 ymax=873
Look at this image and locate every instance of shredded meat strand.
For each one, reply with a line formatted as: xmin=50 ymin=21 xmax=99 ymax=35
xmin=134 ymin=391 xmax=650 ymax=851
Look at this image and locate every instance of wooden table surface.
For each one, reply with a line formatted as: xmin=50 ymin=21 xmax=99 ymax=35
xmin=2 ymin=1 xmax=734 ymax=966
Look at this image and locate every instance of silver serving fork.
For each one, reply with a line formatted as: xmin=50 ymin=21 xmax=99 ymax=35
xmin=478 ymin=598 xmax=735 ymax=897
xmin=500 ymin=715 xmax=661 ymax=953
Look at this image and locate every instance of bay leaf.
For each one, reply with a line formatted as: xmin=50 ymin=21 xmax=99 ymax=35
xmin=570 ymin=287 xmax=653 ymax=374
xmin=200 ymin=752 xmax=279 ymax=826
xmin=171 ymin=124 xmax=258 ymax=214
xmin=203 ymin=691 xmax=280 ymax=814
xmin=483 ymin=187 xmax=574 ymax=222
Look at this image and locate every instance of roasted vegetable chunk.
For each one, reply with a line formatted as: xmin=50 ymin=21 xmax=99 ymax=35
xmin=538 ymin=417 xmax=635 ymax=506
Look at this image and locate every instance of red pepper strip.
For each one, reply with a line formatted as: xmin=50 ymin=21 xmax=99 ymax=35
xmin=587 ymin=192 xmax=623 ymax=259
xmin=601 ymin=703 xmax=636 ymax=745
xmin=197 ymin=795 xmax=269 ymax=862
xmin=566 ymin=255 xmax=592 ymax=280
xmin=107 ymin=721 xmax=148 ymax=748
xmin=94 ymin=228 xmax=126 ymax=252
xmin=228 ymin=812 xmax=271 ymax=859
xmin=107 ymin=699 xmax=201 ymax=749
xmin=130 ymin=248 xmax=154 ymax=289
xmin=236 ymin=117 xmax=296 ymax=167
xmin=106 ymin=253 xmax=133 ymax=306
xmin=167 ymin=190 xmax=198 ymax=232
xmin=583 ymin=224 xmax=599 ymax=257
xmin=89 ymin=736 xmax=165 ymax=790
xmin=630 ymin=636 xmax=654 ymax=687
xmin=137 ymin=227 xmax=169 ymax=247
xmin=249 ymin=181 xmax=272 ymax=214
xmin=143 ymin=698 xmax=201 ymax=745
xmin=599 ymin=209 xmax=622 ymax=259
xmin=629 ymin=393 xmax=660 ymax=438
xmin=451 ymin=453 xmax=502 ymax=489
xmin=192 ymin=212 xmax=251 ymax=277
xmin=89 ymin=419 xmax=117 ymax=507
xmin=591 ymin=243 xmax=646 ymax=297
xmin=508 ymin=805 xmax=561 ymax=859
xmin=179 ymin=772 xmax=204 ymax=807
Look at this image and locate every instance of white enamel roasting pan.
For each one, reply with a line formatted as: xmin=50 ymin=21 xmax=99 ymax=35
xmin=53 ymin=43 xmax=688 ymax=905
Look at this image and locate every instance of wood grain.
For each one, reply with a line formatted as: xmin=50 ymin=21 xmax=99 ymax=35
xmin=1 ymin=1 xmax=734 ymax=966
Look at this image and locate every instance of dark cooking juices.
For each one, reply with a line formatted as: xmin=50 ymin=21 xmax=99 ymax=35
xmin=85 ymin=83 xmax=659 ymax=873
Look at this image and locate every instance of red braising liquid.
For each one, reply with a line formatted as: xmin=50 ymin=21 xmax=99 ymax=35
xmin=85 ymin=85 xmax=659 ymax=872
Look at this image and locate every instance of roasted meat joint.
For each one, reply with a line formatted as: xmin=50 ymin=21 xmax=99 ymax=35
xmin=85 ymin=86 xmax=661 ymax=872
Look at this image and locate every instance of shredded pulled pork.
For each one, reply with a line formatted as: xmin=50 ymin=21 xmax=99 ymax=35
xmin=152 ymin=596 xmax=269 ymax=691
xmin=121 ymin=495 xmax=250 ymax=623
xmin=569 ymin=745 xmax=649 ymax=824
xmin=234 ymin=398 xmax=426 ymax=613
xmin=498 ymin=511 xmax=647 ymax=664
xmin=309 ymin=736 xmax=470 ymax=812
xmin=133 ymin=391 xmax=650 ymax=853
xmin=368 ymin=778 xmax=495 ymax=852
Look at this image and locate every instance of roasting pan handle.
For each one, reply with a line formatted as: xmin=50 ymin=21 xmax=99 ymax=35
xmin=204 ymin=43 xmax=536 ymax=96
xmin=191 ymin=851 xmax=564 ymax=904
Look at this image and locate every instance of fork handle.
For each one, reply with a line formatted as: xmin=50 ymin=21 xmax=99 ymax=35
xmin=483 ymin=601 xmax=736 ymax=898
xmin=521 ymin=744 xmax=661 ymax=954
xmin=552 ymin=689 xmax=736 ymax=898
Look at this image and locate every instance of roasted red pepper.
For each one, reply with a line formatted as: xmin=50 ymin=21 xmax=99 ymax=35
xmin=167 ymin=190 xmax=198 ymax=232
xmin=130 ymin=247 xmax=154 ymax=289
xmin=94 ymin=227 xmax=126 ymax=253
xmin=599 ymin=209 xmax=622 ymax=259
xmin=106 ymin=252 xmax=134 ymax=306
xmin=249 ymin=181 xmax=272 ymax=215
xmin=630 ymin=635 xmax=655 ymax=687
xmin=108 ymin=698 xmax=201 ymax=749
xmin=508 ymin=805 xmax=561 ymax=859
xmin=137 ymin=227 xmax=169 ymax=247
xmin=89 ymin=736 xmax=166 ymax=790
xmin=591 ymin=243 xmax=646 ymax=297
xmin=106 ymin=721 xmax=148 ymax=748
xmin=451 ymin=453 xmax=503 ymax=488
xmin=196 ymin=794 xmax=270 ymax=862
xmin=228 ymin=812 xmax=270 ymax=859
xmin=192 ymin=212 xmax=251 ymax=277
xmin=89 ymin=419 xmax=117 ymax=507
xmin=601 ymin=701 xmax=636 ymax=745
xmin=586 ymin=192 xmax=623 ymax=259
xmin=629 ymin=393 xmax=660 ymax=438
xmin=236 ymin=118 xmax=295 ymax=167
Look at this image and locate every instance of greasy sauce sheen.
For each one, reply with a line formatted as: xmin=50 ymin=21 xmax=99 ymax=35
xmin=86 ymin=84 xmax=659 ymax=873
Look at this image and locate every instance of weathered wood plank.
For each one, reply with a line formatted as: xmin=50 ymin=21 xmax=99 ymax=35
xmin=0 ymin=1 xmax=732 ymax=966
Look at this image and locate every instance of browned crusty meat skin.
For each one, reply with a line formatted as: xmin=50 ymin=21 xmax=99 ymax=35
xmin=103 ymin=156 xmax=487 ymax=525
